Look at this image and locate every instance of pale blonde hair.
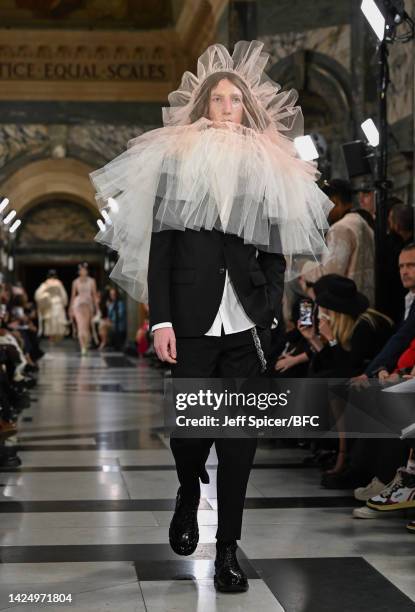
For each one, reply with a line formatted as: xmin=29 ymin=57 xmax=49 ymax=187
xmin=328 ymin=308 xmax=393 ymax=350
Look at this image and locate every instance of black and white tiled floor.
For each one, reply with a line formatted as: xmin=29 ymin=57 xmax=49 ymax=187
xmin=1 ymin=343 xmax=415 ymax=611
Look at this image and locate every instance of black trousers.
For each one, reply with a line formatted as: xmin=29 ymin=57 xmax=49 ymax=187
xmin=170 ymin=327 xmax=270 ymax=541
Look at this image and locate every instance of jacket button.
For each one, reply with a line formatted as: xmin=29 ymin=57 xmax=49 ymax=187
xmin=219 ymin=266 xmax=226 ymax=274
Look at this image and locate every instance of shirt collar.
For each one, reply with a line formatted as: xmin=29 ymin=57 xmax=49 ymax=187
xmin=406 ymin=291 xmax=415 ymax=309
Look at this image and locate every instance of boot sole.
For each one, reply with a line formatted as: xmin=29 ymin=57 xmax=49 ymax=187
xmin=214 ymin=577 xmax=249 ymax=593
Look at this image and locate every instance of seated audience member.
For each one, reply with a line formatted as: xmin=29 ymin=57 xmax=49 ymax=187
xmin=298 ymin=275 xmax=393 ymax=477
xmin=107 ymin=288 xmax=126 ymax=350
xmin=273 ymin=299 xmax=311 ymax=377
xmin=329 ymin=244 xmax=415 ymax=493
xmin=383 ymin=203 xmax=414 ymax=322
xmin=0 ymin=279 xmax=42 ymax=468
xmin=353 ymin=242 xmax=415 ymax=386
xmin=365 ymin=448 xmax=415 ymax=531
xmin=136 ymin=305 xmax=150 ymax=356
xmin=273 ymin=271 xmax=330 ymax=375
xmin=350 ymin=350 xmax=415 ymax=517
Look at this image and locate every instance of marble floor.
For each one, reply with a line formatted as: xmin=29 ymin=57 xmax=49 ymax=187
xmin=1 ymin=342 xmax=415 ymax=611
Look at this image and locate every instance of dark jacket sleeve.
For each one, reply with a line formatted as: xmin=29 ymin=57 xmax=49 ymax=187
xmin=310 ymin=320 xmax=377 ymax=376
xmin=365 ymin=307 xmax=415 ymax=376
xmin=147 ymin=230 xmax=174 ymax=328
xmin=310 ymin=343 xmax=349 ymax=374
xmin=349 ymin=320 xmax=380 ymax=372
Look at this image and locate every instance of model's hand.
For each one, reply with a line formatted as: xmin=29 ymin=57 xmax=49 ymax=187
xmin=153 ymin=327 xmax=177 ymax=364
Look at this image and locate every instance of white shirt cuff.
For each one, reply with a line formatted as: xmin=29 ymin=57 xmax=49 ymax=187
xmin=151 ymin=322 xmax=173 ymax=332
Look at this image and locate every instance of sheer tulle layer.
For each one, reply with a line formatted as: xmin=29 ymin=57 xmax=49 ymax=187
xmin=163 ymin=41 xmax=304 ymax=138
xmin=90 ymin=119 xmax=332 ymax=303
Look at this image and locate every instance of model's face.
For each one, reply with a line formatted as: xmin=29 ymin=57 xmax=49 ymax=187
xmin=79 ymin=267 xmax=87 ymax=277
xmin=208 ymin=78 xmax=244 ymax=125
xmin=399 ymin=250 xmax=415 ymax=290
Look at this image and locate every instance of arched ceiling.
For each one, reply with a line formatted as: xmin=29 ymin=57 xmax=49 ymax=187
xmin=0 ymin=0 xmax=186 ymax=29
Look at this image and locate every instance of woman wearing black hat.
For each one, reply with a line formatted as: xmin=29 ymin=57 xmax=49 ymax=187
xmin=298 ymin=275 xmax=394 ymax=474
xmin=299 ymin=275 xmax=393 ymax=378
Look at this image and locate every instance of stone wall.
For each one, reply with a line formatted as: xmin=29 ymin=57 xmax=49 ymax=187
xmin=254 ymin=0 xmax=414 ymax=199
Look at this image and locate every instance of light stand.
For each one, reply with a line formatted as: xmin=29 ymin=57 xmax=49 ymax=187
xmin=360 ymin=0 xmax=414 ymax=310
xmin=375 ymin=37 xmax=392 ymax=310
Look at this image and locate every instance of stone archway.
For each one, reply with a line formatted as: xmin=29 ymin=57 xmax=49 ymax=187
xmin=0 ymin=157 xmax=104 ymax=298
xmin=268 ymin=50 xmax=356 ymax=176
xmin=0 ymin=157 xmax=98 ymax=218
xmin=14 ymin=195 xmax=103 ymax=301
xmin=1 ymin=156 xmax=140 ymax=339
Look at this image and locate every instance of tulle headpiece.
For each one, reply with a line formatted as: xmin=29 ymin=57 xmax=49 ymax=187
xmin=162 ymin=40 xmax=303 ymax=139
xmin=90 ymin=41 xmax=332 ymax=303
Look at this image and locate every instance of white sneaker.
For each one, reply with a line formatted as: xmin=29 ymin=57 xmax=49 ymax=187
xmin=354 ymin=477 xmax=386 ymax=501
xmin=352 ymin=506 xmax=382 ymax=519
xmin=367 ymin=468 xmax=415 ymax=511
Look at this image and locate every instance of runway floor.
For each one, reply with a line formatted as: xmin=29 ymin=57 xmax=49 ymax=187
xmin=1 ymin=342 xmax=414 ymax=611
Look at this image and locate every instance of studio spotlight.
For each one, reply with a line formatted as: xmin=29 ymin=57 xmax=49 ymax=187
xmin=361 ymin=0 xmax=413 ymax=42
xmin=361 ymin=0 xmax=386 ymax=41
xmin=361 ymin=118 xmax=380 ymax=146
xmin=294 ymin=135 xmax=319 ymax=161
xmin=3 ymin=210 xmax=17 ymax=225
xmin=108 ymin=197 xmax=119 ymax=213
xmin=97 ymin=219 xmax=106 ymax=232
xmin=0 ymin=197 xmax=9 ymax=213
xmin=342 ymin=140 xmax=374 ymax=178
xmin=9 ymin=219 xmax=21 ymax=234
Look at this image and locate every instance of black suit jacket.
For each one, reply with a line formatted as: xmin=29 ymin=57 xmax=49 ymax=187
xmin=148 ymin=228 xmax=286 ymax=337
xmin=365 ymin=297 xmax=415 ymax=376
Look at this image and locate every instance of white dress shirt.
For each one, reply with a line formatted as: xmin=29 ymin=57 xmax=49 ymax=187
xmin=151 ymin=270 xmax=255 ymax=336
xmin=404 ymin=291 xmax=415 ymax=320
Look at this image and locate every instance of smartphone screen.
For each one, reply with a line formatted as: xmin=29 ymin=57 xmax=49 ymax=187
xmin=299 ymin=300 xmax=314 ymax=327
